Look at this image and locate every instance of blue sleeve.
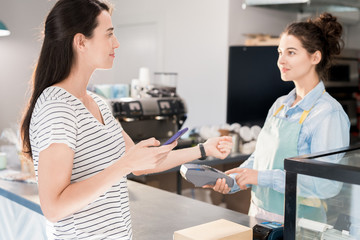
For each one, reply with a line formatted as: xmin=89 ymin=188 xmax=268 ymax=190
xmin=258 ymin=169 xmax=285 ymax=193
xmin=298 ymin=109 xmax=349 ymax=198
xmin=258 ymin=164 xmax=344 ymax=199
xmin=257 ymin=109 xmax=350 ymax=198
xmin=310 ymin=108 xmax=350 ymax=154
xmin=240 ymin=153 xmax=254 ymax=169
xmin=228 ymin=173 xmax=241 ymax=194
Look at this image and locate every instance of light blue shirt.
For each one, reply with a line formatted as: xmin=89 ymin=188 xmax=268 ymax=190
xmin=230 ymin=81 xmax=350 ymax=196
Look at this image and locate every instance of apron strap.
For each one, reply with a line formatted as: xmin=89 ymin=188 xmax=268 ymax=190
xmin=299 ymin=110 xmax=310 ymax=124
xmin=299 ymin=90 xmax=326 ymax=124
xmin=274 ymin=90 xmax=326 ymax=124
xmin=273 ymin=105 xmax=284 ymax=117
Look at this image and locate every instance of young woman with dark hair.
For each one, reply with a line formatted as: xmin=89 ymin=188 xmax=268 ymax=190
xmin=20 ymin=0 xmax=232 ymax=239
xmin=206 ymin=13 xmax=349 ymax=223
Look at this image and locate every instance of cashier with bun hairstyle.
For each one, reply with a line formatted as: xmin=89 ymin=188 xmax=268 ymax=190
xmin=20 ymin=0 xmax=232 ymax=239
xmin=205 ymin=13 xmax=349 ymax=222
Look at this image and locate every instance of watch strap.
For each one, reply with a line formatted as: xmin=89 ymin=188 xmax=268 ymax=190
xmin=198 ymin=143 xmax=207 ymax=160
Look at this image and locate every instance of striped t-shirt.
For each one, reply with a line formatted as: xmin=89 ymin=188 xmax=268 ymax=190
xmin=29 ymin=86 xmax=132 ymax=240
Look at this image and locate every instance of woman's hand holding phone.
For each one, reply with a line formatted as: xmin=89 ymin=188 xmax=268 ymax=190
xmin=124 ymin=137 xmax=177 ymax=172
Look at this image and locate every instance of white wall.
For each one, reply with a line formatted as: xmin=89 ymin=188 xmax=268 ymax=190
xmin=0 ymin=0 xmax=230 ymax=133
xmin=0 ymin=0 xmax=54 ymax=133
xmin=162 ymin=0 xmax=230 ymax=128
xmin=229 ymin=1 xmax=296 ymax=46
xmin=1 ymin=0 xmax=360 ymax=134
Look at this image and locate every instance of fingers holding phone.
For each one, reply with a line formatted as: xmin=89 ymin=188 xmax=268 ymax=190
xmin=123 ymin=138 xmax=164 ymax=171
xmin=124 ymin=128 xmax=187 ymax=173
xmin=154 ymin=140 xmax=177 ymax=165
xmin=162 ymin=127 xmax=188 ymax=145
xmin=125 ymin=136 xmax=178 ymax=172
xmin=152 ymin=127 xmax=187 ymax=164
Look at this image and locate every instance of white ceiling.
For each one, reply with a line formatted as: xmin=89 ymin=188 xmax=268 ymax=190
xmin=245 ymin=0 xmax=360 ymax=13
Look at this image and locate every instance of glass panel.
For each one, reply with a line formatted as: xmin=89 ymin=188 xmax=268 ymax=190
xmin=306 ymin=148 xmax=360 ymax=169
xmin=295 ymin=174 xmax=360 ymax=239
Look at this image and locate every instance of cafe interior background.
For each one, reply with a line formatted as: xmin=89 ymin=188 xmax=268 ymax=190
xmin=1 ymin=0 xmax=360 ymax=238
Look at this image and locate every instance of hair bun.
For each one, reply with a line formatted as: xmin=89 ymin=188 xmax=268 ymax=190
xmin=311 ymin=12 xmax=343 ymax=55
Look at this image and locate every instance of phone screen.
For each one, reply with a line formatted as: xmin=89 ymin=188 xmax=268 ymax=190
xmin=162 ymin=127 xmax=189 ymax=145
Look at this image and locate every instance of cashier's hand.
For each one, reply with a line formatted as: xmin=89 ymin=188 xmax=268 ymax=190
xmin=226 ymin=168 xmax=258 ymax=190
xmin=203 ymin=178 xmax=232 ymax=194
xmin=204 ymin=136 xmax=232 ymax=159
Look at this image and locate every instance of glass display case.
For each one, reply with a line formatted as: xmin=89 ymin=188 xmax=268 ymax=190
xmin=284 ymin=144 xmax=360 ymax=240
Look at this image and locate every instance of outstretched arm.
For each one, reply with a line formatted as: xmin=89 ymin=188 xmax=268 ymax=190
xmin=133 ymin=136 xmax=233 ymax=175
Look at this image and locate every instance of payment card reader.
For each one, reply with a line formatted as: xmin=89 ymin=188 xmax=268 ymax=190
xmin=253 ymin=221 xmax=283 ymax=240
xmin=180 ymin=164 xmax=234 ymax=187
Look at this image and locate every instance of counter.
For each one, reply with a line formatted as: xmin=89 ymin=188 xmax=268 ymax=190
xmin=0 ymin=177 xmax=259 ymax=239
xmin=128 ymin=180 xmax=259 ymax=239
xmin=0 ymin=179 xmax=46 ymax=240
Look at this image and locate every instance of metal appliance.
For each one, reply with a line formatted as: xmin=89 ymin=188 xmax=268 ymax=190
xmin=180 ymin=164 xmax=234 ymax=187
xmin=326 ymin=49 xmax=360 ymax=135
xmin=296 ymin=218 xmax=355 ymax=240
xmin=108 ymin=97 xmax=187 ymax=143
xmin=253 ymin=221 xmax=283 ymax=240
xmin=327 ymin=48 xmax=359 ymax=88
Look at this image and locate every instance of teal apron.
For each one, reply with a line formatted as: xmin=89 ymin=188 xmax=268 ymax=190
xmin=251 ymin=102 xmax=326 ymax=222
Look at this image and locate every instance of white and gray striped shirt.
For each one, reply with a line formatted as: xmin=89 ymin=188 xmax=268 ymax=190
xmin=29 ymin=86 xmax=132 ymax=240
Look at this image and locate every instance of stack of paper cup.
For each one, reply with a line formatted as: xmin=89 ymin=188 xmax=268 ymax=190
xmin=239 ymin=126 xmax=252 ymax=142
xmin=250 ymin=125 xmax=261 ymax=140
xmin=139 ymin=67 xmax=150 ymax=87
xmin=131 ymin=79 xmax=141 ymax=98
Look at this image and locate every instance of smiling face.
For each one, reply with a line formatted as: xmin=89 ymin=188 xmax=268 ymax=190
xmin=277 ymin=33 xmax=320 ymax=83
xmin=84 ymin=10 xmax=120 ymax=70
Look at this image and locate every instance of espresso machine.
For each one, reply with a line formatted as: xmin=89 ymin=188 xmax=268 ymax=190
xmin=108 ymin=96 xmax=188 ymax=143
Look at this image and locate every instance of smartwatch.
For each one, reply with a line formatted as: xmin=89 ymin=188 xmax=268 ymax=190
xmin=198 ymin=143 xmax=207 ymax=160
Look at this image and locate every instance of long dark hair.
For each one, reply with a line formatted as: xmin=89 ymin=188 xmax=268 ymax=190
xmin=21 ymin=0 xmax=111 ymax=159
xmin=283 ymin=12 xmax=344 ymax=81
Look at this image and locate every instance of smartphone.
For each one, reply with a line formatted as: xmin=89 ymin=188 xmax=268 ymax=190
xmin=162 ymin=127 xmax=189 ymax=145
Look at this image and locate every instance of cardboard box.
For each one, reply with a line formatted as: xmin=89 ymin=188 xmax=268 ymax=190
xmin=244 ymin=34 xmax=280 ymax=46
xmin=173 ymin=219 xmax=252 ymax=240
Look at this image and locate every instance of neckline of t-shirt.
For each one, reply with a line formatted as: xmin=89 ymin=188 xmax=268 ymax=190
xmin=47 ymin=86 xmax=107 ymax=127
